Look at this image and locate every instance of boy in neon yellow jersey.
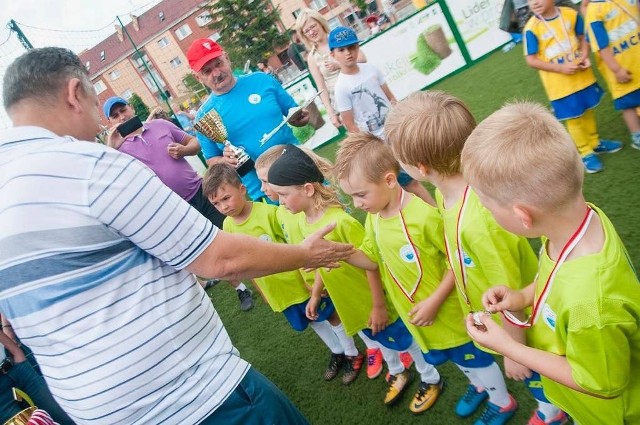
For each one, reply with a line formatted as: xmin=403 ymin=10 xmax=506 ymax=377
xmin=336 ymin=133 xmax=517 ymax=424
xmin=463 ymin=101 xmax=640 ymax=425
xmin=386 ymin=91 xmax=566 ymax=425
xmin=202 ymin=163 xmax=350 ymax=382
xmin=268 ymin=145 xmax=438 ymax=402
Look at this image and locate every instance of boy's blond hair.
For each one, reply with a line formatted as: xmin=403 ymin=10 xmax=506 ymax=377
xmin=385 ymin=91 xmax=476 ymax=175
xmin=334 ymin=133 xmax=400 ymax=183
xmin=461 ymin=102 xmax=583 ymax=209
xmin=202 ymin=163 xmax=242 ymax=198
xmin=255 ymin=144 xmax=287 ymax=170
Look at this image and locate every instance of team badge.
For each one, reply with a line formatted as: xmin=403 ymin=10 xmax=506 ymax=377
xmin=259 ymin=234 xmax=272 ymax=241
xmin=462 ymin=250 xmax=475 ymax=267
xmin=542 ymin=303 xmax=557 ymax=331
xmin=248 ymin=94 xmax=261 ymax=104
xmin=400 ymin=244 xmax=416 ymax=263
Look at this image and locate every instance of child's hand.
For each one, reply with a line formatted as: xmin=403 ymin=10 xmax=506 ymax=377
xmin=614 ymin=67 xmax=632 ymax=83
xmin=368 ymin=305 xmax=389 ymax=335
xmin=305 ymin=295 xmax=320 ymax=320
xmin=408 ymin=296 xmax=440 ymax=326
xmin=559 ymin=62 xmax=580 ymax=75
xmin=465 ymin=313 xmax=514 ymax=354
xmin=482 ymin=285 xmax=527 ymax=313
xmin=504 ymin=357 xmax=533 ymax=381
xmin=577 ymin=56 xmax=591 ymax=69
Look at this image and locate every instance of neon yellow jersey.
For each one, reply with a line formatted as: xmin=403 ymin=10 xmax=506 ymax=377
xmin=436 ymin=189 xmax=538 ymax=316
xmin=360 ymin=195 xmax=470 ymax=352
xmin=276 ymin=206 xmax=316 ymax=288
xmin=524 ymin=7 xmax=597 ymax=101
xmin=586 ymin=0 xmax=640 ymax=100
xmin=223 ymin=202 xmax=310 ymax=312
xmin=299 ymin=207 xmax=395 ymax=336
xmin=528 ymin=205 xmax=640 ymax=424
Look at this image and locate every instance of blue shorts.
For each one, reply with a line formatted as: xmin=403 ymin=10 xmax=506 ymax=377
xmin=422 ymin=341 xmax=495 ymax=368
xmin=282 ymin=297 xmax=335 ymax=331
xmin=360 ymin=318 xmax=414 ymax=351
xmin=552 ymin=83 xmax=603 ymax=120
xmin=613 ymin=88 xmax=640 ymax=110
xmin=397 ymin=170 xmax=413 ymax=187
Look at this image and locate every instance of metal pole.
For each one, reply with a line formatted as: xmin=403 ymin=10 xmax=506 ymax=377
xmin=117 ymin=16 xmax=173 ymax=113
xmin=7 ymin=20 xmax=33 ymax=50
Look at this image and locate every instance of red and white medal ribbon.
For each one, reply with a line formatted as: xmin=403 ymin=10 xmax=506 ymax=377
xmin=502 ymin=207 xmax=595 ymax=328
xmin=443 ymin=185 xmax=473 ymax=311
xmin=375 ymin=190 xmax=423 ymax=303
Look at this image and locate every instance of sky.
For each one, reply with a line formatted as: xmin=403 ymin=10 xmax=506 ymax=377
xmin=0 ymin=0 xmax=163 ymax=128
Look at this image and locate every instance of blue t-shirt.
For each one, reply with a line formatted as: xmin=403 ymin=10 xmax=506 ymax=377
xmin=196 ymin=72 xmax=298 ymax=200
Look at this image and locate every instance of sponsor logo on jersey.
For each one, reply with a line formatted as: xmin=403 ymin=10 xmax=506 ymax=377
xmin=248 ymin=94 xmax=261 ymax=104
xmin=400 ymin=244 xmax=416 ymax=263
xmin=543 ymin=303 xmax=557 ymax=331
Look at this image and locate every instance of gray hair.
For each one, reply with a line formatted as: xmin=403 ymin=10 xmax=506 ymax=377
xmin=3 ymin=47 xmax=93 ymax=111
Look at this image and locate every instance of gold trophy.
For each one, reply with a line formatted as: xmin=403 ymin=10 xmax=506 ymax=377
xmin=194 ymin=109 xmax=255 ymax=177
xmin=4 ymin=407 xmax=37 ymax=425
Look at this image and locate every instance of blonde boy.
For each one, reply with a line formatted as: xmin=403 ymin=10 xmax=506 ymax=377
xmin=202 ymin=163 xmax=349 ymax=382
xmin=462 ymin=102 xmax=640 ymax=425
xmin=336 ymin=134 xmax=514 ymax=423
xmin=386 ymin=91 xmax=561 ymax=425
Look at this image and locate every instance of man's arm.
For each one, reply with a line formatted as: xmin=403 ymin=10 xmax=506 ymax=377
xmin=187 ymin=224 xmax=354 ymax=281
xmin=168 ymin=135 xmax=201 ymax=159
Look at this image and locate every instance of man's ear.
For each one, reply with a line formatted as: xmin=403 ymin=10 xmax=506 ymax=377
xmin=65 ymin=78 xmax=84 ymax=113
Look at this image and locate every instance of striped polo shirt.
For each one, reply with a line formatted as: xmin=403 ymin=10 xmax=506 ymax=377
xmin=0 ymin=126 xmax=249 ymax=424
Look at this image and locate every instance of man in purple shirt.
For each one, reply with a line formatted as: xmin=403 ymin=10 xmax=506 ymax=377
xmin=104 ymin=97 xmax=255 ymax=311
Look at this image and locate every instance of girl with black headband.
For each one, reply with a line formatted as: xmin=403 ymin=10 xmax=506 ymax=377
xmin=268 ymin=146 xmax=422 ymax=397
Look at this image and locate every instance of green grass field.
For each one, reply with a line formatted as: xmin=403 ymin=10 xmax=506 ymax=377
xmin=207 ymin=45 xmax=640 ymax=424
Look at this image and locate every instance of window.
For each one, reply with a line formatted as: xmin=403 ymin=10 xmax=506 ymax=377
xmin=328 ymin=17 xmax=341 ymax=30
xmin=109 ymin=70 xmax=121 ymax=80
xmin=93 ymin=80 xmax=107 ymax=94
xmin=100 ymin=50 xmax=106 ymax=61
xmin=195 ymin=13 xmax=212 ymax=27
xmin=309 ymin=0 xmax=327 ymax=10
xmin=85 ymin=61 xmax=91 ymax=71
xmin=169 ymin=57 xmax=182 ymax=68
xmin=175 ymin=24 xmax=192 ymax=40
xmin=208 ymin=32 xmax=221 ymax=42
xmin=121 ymin=89 xmax=133 ymax=99
xmin=157 ymin=37 xmax=169 ymax=48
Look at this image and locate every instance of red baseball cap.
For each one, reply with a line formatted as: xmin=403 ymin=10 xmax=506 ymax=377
xmin=187 ymin=38 xmax=225 ymax=72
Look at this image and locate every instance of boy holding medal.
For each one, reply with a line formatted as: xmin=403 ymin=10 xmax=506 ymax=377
xmin=386 ymin=91 xmax=567 ymax=425
xmin=336 ymin=134 xmax=515 ymax=423
xmin=462 ymin=101 xmax=640 ymax=425
xmin=524 ymin=0 xmax=622 ymax=173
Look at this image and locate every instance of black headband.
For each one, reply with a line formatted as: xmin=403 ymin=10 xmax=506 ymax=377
xmin=268 ymin=145 xmax=324 ymax=186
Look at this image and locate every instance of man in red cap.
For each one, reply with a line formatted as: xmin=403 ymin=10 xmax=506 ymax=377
xmin=187 ymin=38 xmax=310 ymax=203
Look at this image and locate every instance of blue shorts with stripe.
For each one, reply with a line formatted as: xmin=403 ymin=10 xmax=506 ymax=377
xmin=613 ymin=88 xmax=640 ymax=110
xmin=360 ymin=318 xmax=414 ymax=351
xmin=422 ymin=341 xmax=495 ymax=368
xmin=282 ymin=297 xmax=335 ymax=331
xmin=551 ymin=83 xmax=603 ymax=120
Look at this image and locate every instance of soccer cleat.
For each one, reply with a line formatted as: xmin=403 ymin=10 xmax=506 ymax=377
xmin=384 ymin=370 xmax=412 ymax=405
xmin=455 ymin=384 xmax=489 ymax=417
xmin=237 ymin=288 xmax=254 ymax=311
xmin=582 ymin=154 xmax=603 ymax=174
xmin=366 ymin=348 xmax=383 ymax=379
xmin=473 ymin=394 xmax=518 ymax=425
xmin=594 ymin=139 xmax=623 ymax=154
xmin=632 ymin=135 xmax=640 ymax=150
xmin=409 ymin=377 xmax=445 ymax=414
xmin=342 ymin=353 xmax=364 ymax=385
xmin=324 ymin=353 xmax=345 ymax=381
xmin=527 ymin=409 xmax=568 ymax=425
xmin=399 ymin=351 xmax=414 ymax=370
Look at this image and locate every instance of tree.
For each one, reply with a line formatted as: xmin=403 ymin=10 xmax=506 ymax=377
xmin=128 ymin=93 xmax=150 ymax=121
xmin=183 ymin=73 xmax=210 ymax=100
xmin=206 ymin=0 xmax=289 ymax=68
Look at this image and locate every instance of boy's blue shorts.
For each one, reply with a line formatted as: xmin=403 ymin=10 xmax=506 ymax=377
xmin=423 ymin=341 xmax=494 ymax=368
xmin=614 ymin=88 xmax=640 ymax=110
xmin=552 ymin=83 xmax=603 ymax=120
xmin=360 ymin=318 xmax=414 ymax=351
xmin=397 ymin=170 xmax=413 ymax=187
xmin=282 ymin=297 xmax=335 ymax=332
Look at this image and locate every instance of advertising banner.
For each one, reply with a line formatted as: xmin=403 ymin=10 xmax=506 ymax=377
xmin=443 ymin=0 xmax=511 ymax=60
xmin=359 ymin=3 xmax=467 ymax=101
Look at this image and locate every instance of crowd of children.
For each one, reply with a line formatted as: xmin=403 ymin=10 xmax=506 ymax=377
xmin=198 ymin=4 xmax=640 ymax=425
